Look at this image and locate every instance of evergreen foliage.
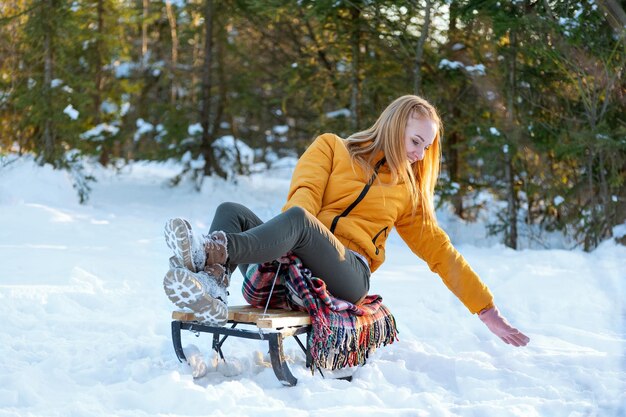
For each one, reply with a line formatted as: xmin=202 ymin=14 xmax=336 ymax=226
xmin=0 ymin=0 xmax=623 ymax=250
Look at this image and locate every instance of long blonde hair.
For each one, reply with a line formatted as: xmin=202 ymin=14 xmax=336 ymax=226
xmin=345 ymin=95 xmax=442 ymax=224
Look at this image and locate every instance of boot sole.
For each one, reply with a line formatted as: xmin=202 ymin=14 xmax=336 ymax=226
xmin=164 ymin=218 xmax=196 ymax=272
xmin=164 ymin=268 xmax=228 ymax=326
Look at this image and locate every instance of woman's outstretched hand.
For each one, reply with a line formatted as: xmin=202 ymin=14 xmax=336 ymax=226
xmin=479 ymin=306 xmax=530 ymax=347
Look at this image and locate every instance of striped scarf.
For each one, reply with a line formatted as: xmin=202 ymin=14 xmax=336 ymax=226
xmin=243 ymin=253 xmax=398 ymax=370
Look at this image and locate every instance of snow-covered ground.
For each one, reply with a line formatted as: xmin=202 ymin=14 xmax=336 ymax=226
xmin=0 ymin=157 xmax=624 ymax=417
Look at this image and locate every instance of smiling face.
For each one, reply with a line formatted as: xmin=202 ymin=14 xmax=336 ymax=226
xmin=404 ymin=115 xmax=438 ymax=164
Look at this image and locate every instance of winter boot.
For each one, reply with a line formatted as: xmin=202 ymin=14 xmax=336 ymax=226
xmin=169 ymin=256 xmax=183 ymax=269
xmin=204 ymin=263 xmax=230 ymax=288
xmin=163 ymin=267 xmax=229 ymax=326
xmin=164 ymin=218 xmax=228 ymax=273
xmin=169 ymin=255 xmax=230 ymax=290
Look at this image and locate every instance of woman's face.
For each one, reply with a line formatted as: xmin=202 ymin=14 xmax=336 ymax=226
xmin=404 ymin=116 xmax=437 ymax=163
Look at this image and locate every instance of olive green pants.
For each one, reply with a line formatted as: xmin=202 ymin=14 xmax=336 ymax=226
xmin=209 ymin=202 xmax=370 ymax=304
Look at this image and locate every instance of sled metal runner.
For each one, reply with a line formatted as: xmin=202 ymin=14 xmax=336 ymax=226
xmin=171 ymin=306 xmax=313 ymax=386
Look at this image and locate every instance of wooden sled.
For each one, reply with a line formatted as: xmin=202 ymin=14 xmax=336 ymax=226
xmin=171 ymin=305 xmax=313 ymax=386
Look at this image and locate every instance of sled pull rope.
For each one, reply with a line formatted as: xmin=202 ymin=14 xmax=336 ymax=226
xmin=263 ymin=261 xmax=282 ymax=316
xmin=257 ymin=260 xmax=282 ymax=340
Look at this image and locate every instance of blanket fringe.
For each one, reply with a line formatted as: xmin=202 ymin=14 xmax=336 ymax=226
xmin=244 ymin=255 xmax=399 ymax=371
xmin=309 ymin=305 xmax=398 ymax=370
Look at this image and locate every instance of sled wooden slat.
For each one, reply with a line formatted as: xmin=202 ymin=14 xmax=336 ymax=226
xmin=231 ymin=306 xmax=311 ymax=329
xmin=171 ymin=311 xmax=197 ymax=322
xmin=170 ymin=305 xmax=313 ymax=386
xmin=256 ymin=315 xmax=311 ymax=329
xmin=172 ymin=306 xmax=311 ymax=329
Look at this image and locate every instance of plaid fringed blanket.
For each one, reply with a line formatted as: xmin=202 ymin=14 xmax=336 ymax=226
xmin=243 ymin=253 xmax=398 ymax=370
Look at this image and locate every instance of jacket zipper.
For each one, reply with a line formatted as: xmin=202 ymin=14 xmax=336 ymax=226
xmin=372 ymin=226 xmax=389 ymax=255
xmin=329 ymin=158 xmax=386 ymax=234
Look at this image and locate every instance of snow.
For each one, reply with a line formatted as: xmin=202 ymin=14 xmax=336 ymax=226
xmin=213 ymin=135 xmax=255 ymax=168
xmin=273 ymin=125 xmax=289 ymax=135
xmin=0 ymin=156 xmax=624 ymax=417
xmin=100 ymin=100 xmax=118 ymax=114
xmin=134 ymin=118 xmax=155 ymax=142
xmin=112 ymin=61 xmax=136 ymax=78
xmin=439 ymin=59 xmax=464 ymax=70
xmin=613 ymin=223 xmax=626 ymax=239
xmin=63 ymin=104 xmax=79 ymax=120
xmin=438 ymin=60 xmax=486 ymax=76
xmin=465 ymin=64 xmax=486 ymax=75
xmin=120 ymin=102 xmax=131 ymax=117
xmin=81 ymin=123 xmax=120 ymax=140
xmin=326 ymin=108 xmax=351 ymax=119
xmin=188 ymin=123 xmax=203 ymax=136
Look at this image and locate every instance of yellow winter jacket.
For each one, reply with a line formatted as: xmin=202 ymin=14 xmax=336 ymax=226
xmin=282 ymin=133 xmax=494 ymax=314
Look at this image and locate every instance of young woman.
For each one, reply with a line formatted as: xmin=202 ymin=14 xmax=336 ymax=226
xmin=163 ymin=95 xmax=530 ymax=347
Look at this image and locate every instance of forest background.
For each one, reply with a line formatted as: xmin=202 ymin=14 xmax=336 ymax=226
xmin=0 ymin=0 xmax=624 ymax=251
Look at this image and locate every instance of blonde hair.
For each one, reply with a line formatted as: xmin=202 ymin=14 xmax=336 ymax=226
xmin=345 ymin=95 xmax=442 ymax=224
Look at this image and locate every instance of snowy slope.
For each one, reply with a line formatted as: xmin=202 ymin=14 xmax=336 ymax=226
xmin=0 ymin=157 xmax=624 ymax=417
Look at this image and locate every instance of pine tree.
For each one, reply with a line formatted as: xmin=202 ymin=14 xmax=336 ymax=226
xmin=12 ymin=0 xmax=89 ymax=165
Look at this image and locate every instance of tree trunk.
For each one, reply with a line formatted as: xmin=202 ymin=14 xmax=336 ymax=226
xmin=598 ymin=150 xmax=611 ymax=239
xmin=447 ymin=131 xmax=464 ymax=219
xmin=349 ymin=5 xmax=361 ymax=131
xmin=504 ymin=29 xmax=518 ymax=249
xmin=141 ymin=0 xmax=149 ymax=61
xmin=165 ymin=0 xmax=179 ymax=103
xmin=94 ymin=0 xmax=104 ymax=118
xmin=414 ymin=0 xmax=431 ymax=95
xmin=504 ymin=149 xmax=517 ymax=248
xmin=199 ymin=0 xmax=224 ymax=178
xmin=446 ymin=1 xmax=464 ymax=219
xmin=191 ymin=31 xmax=200 ymax=107
xmin=596 ymin=0 xmax=626 ymax=37
xmin=585 ymin=150 xmax=596 ymax=250
xmin=42 ymin=0 xmax=55 ymax=164
xmin=96 ymin=0 xmax=109 ymax=166
xmin=211 ymin=24 xmax=226 ymax=144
